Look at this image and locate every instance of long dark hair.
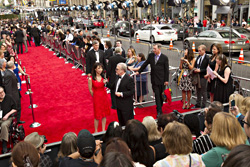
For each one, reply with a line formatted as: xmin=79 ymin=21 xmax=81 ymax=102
xmin=102 ymin=121 xmax=123 ymax=143
xmin=217 ymin=54 xmax=230 ymax=71
xmin=123 ymin=119 xmax=152 ymax=167
xmin=211 ymin=44 xmax=222 ymax=60
xmin=184 ymin=48 xmax=194 ymax=63
xmin=91 ymin=63 xmax=104 ymax=80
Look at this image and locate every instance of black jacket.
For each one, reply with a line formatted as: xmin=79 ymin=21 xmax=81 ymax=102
xmin=14 ymin=30 xmax=24 ymax=43
xmin=104 ymin=48 xmax=114 ymax=60
xmin=139 ymin=52 xmax=169 ymax=85
xmin=194 ymin=54 xmax=209 ymax=78
xmin=107 ymin=54 xmax=126 ymax=85
xmin=86 ymin=49 xmax=106 ymax=75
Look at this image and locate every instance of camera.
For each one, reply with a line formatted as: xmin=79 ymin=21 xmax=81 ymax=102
xmin=173 ymin=110 xmax=184 ymax=123
xmin=42 ymin=135 xmax=48 ymax=143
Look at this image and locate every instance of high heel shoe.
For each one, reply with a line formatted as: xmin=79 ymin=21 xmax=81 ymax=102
xmin=186 ymin=103 xmax=190 ymax=109
xmin=182 ymin=102 xmax=186 ymax=109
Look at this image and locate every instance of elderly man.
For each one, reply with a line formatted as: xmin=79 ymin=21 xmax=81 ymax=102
xmin=114 ymin=63 xmax=134 ymax=126
xmin=4 ymin=61 xmax=23 ymax=124
xmin=107 ymin=47 xmax=126 ymax=109
xmin=0 ymin=86 xmax=17 ymax=154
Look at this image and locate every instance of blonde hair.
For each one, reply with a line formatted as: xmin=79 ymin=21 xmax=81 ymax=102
xmin=229 ymin=93 xmax=244 ymax=114
xmin=162 ymin=121 xmax=192 ymax=155
xmin=127 ymin=48 xmax=137 ymax=61
xmin=211 ymin=112 xmax=247 ymax=150
xmin=142 ymin=116 xmax=161 ymax=142
xmin=240 ymin=97 xmax=250 ymax=116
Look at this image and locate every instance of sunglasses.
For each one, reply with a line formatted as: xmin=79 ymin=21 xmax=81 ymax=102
xmin=241 ymin=119 xmax=250 ymax=126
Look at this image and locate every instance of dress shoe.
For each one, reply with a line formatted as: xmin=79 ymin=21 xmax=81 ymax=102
xmin=18 ymin=121 xmax=25 ymax=124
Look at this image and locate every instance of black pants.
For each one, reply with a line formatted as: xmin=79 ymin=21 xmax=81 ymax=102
xmin=152 ymin=84 xmax=165 ymax=115
xmin=27 ymin=36 xmax=31 ymax=46
xmin=110 ymin=89 xmax=116 ymax=108
xmin=34 ymin=36 xmax=40 ymax=46
xmin=117 ymin=108 xmax=134 ymax=126
xmin=16 ymin=42 xmax=23 ymax=54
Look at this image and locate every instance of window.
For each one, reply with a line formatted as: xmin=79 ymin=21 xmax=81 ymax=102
xmin=198 ymin=31 xmax=211 ymax=37
xmin=208 ymin=32 xmax=217 ymax=38
xmin=219 ymin=32 xmax=239 ymax=38
xmin=157 ymin=26 xmax=171 ymax=30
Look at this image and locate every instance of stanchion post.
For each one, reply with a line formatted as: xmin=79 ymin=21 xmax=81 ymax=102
xmin=21 ymin=67 xmax=26 ymax=84
xmin=25 ymin=75 xmax=30 ymax=94
xmin=28 ymin=89 xmax=41 ymax=128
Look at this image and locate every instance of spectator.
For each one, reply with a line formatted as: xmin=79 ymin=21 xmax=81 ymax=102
xmin=142 ymin=116 xmax=161 ymax=146
xmin=228 ymin=93 xmax=243 ymax=114
xmin=1 ymin=43 xmax=10 ymax=58
xmin=99 ymin=152 xmax=134 ymax=167
xmin=183 ymin=114 xmax=201 ymax=139
xmin=104 ymin=137 xmax=145 ymax=167
xmin=222 ymin=144 xmax=250 ymax=167
xmin=123 ymin=119 xmax=155 ymax=167
xmin=0 ymin=86 xmax=17 ymax=154
xmin=221 ymin=20 xmax=226 ymax=27
xmin=240 ymin=97 xmax=250 ymax=116
xmin=11 ymin=141 xmax=40 ymax=167
xmin=242 ymin=19 xmax=247 ymax=27
xmin=5 ymin=34 xmax=15 ymax=56
xmin=60 ymin=129 xmax=102 ymax=167
xmin=64 ymin=29 xmax=73 ymax=42
xmin=56 ymin=132 xmax=77 ymax=166
xmin=24 ymin=132 xmax=53 ymax=167
xmin=193 ymin=106 xmax=223 ymax=154
xmin=202 ymin=112 xmax=248 ymax=167
xmin=153 ymin=121 xmax=205 ymax=167
xmin=128 ymin=53 xmax=148 ymax=103
xmin=126 ymin=48 xmax=136 ymax=69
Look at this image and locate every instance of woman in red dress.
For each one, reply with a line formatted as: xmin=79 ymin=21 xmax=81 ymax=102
xmin=88 ymin=63 xmax=111 ymax=133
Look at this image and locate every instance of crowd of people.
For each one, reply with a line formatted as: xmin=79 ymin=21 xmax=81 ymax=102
xmin=1 ymin=16 xmax=250 ymax=167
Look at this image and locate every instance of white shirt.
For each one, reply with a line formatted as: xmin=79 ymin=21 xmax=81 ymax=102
xmin=115 ymin=73 xmax=125 ymax=93
xmin=65 ymin=33 xmax=73 ymax=41
xmin=197 ymin=54 xmax=205 ymax=68
xmin=94 ymin=50 xmax=100 ymax=63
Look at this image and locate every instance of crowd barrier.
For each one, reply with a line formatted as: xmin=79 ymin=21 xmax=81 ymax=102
xmin=41 ymin=32 xmax=86 ymax=75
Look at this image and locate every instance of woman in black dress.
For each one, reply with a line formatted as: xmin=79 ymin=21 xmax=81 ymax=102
xmin=205 ymin=44 xmax=222 ymax=102
xmin=213 ymin=54 xmax=233 ymax=105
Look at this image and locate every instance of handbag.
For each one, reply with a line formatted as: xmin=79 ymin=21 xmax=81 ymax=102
xmin=162 ymin=86 xmax=172 ymax=105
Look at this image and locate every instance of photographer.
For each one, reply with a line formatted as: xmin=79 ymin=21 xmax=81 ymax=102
xmin=24 ymin=132 xmax=53 ymax=167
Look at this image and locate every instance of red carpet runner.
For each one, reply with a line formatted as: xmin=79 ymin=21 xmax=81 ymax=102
xmin=18 ymin=44 xmax=194 ymax=144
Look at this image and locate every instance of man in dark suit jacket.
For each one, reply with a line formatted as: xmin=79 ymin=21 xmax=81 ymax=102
xmin=137 ymin=44 xmax=169 ymax=117
xmin=194 ymin=45 xmax=209 ymax=108
xmin=4 ymin=61 xmax=24 ymax=124
xmin=86 ymin=40 xmax=107 ymax=76
xmin=14 ymin=27 xmax=24 ymax=54
xmin=107 ymin=47 xmax=126 ymax=109
xmin=115 ymin=40 xmax=126 ymax=58
xmin=114 ymin=63 xmax=134 ymax=126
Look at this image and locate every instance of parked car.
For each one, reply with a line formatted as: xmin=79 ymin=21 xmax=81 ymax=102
xmin=78 ymin=19 xmax=95 ymax=30
xmin=134 ymin=24 xmax=178 ymax=43
xmin=184 ymin=30 xmax=249 ymax=53
xmin=165 ymin=24 xmax=188 ymax=40
xmin=110 ymin=21 xmax=134 ymax=37
xmin=216 ymin=27 xmax=250 ymax=40
xmin=93 ymin=19 xmax=104 ymax=28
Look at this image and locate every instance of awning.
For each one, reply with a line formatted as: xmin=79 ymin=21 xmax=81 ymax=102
xmin=215 ymin=6 xmax=230 ymax=14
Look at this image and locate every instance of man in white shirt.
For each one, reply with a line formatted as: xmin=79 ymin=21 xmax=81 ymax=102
xmin=64 ymin=29 xmax=73 ymax=42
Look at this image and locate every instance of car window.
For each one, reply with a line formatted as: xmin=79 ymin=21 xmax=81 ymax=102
xmin=208 ymin=32 xmax=217 ymax=38
xmin=172 ymin=25 xmax=180 ymax=29
xmin=141 ymin=26 xmax=149 ymax=30
xmin=157 ymin=26 xmax=171 ymax=30
xmin=236 ymin=28 xmax=250 ymax=33
xmin=219 ymin=32 xmax=239 ymax=38
xmin=198 ymin=31 xmax=211 ymax=37
xmin=148 ymin=26 xmax=155 ymax=30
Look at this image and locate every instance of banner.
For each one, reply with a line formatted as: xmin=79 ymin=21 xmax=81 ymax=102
xmin=59 ymin=0 xmax=67 ymax=4
xmin=22 ymin=0 xmax=28 ymax=5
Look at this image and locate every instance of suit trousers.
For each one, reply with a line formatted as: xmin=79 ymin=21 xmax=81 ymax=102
xmin=196 ymin=78 xmax=207 ymax=107
xmin=0 ymin=117 xmax=12 ymax=142
xmin=23 ymin=40 xmax=28 ymax=52
xmin=117 ymin=108 xmax=134 ymax=126
xmin=16 ymin=42 xmax=23 ymax=54
xmin=152 ymin=84 xmax=165 ymax=115
xmin=110 ymin=89 xmax=116 ymax=108
xmin=34 ymin=36 xmax=40 ymax=46
xmin=27 ymin=36 xmax=31 ymax=46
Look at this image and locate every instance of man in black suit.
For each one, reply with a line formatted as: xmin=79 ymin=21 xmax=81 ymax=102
xmin=194 ymin=45 xmax=209 ymax=108
xmin=114 ymin=63 xmax=134 ymax=126
xmin=4 ymin=61 xmax=24 ymax=124
xmin=86 ymin=40 xmax=107 ymax=76
xmin=115 ymin=40 xmax=126 ymax=58
xmin=137 ymin=43 xmax=169 ymax=117
xmin=107 ymin=47 xmax=126 ymax=109
xmin=14 ymin=27 xmax=24 ymax=54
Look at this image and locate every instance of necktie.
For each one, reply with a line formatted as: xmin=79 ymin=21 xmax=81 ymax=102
xmin=155 ymin=55 xmax=159 ymax=64
xmin=199 ymin=56 xmax=203 ymax=68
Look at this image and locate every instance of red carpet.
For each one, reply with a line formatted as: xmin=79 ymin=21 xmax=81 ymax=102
xmin=17 ymin=43 xmax=195 ymax=144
